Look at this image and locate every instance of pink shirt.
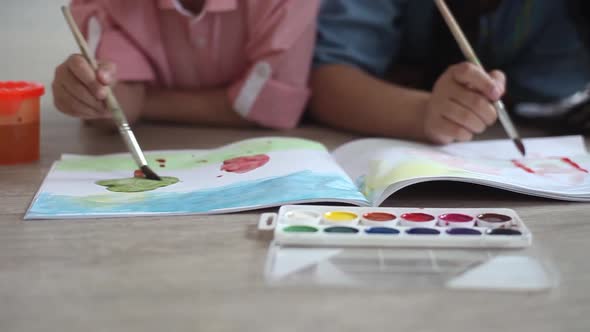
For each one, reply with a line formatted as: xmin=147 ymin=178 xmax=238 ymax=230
xmin=70 ymin=0 xmax=320 ymax=129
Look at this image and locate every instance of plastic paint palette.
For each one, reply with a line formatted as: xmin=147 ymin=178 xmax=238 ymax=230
xmin=258 ymin=205 xmax=532 ymax=248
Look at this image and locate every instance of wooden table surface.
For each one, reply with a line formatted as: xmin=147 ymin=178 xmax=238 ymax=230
xmin=2 ymin=1 xmax=590 ymax=331
xmin=2 ymin=115 xmax=589 ymax=332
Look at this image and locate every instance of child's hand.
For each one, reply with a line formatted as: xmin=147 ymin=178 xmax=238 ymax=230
xmin=424 ymin=61 xmax=506 ymax=144
xmin=52 ymin=54 xmax=117 ymax=119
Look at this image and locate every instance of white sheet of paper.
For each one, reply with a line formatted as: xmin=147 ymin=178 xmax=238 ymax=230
xmin=333 ymin=135 xmax=588 ymax=183
xmin=332 ymin=135 xmax=590 ymax=204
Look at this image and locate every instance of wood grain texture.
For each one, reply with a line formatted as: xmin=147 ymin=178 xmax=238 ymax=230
xmin=1 ymin=1 xmax=590 ymax=331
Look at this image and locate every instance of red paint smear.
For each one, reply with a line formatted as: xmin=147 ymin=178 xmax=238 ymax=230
xmin=221 ymin=154 xmax=270 ymax=174
xmin=363 ymin=212 xmax=396 ymax=222
xmin=133 ymin=169 xmax=145 ymax=178
xmin=561 ymin=157 xmax=589 ymax=173
xmin=156 ymin=158 xmax=166 ymax=163
xmin=402 ymin=213 xmax=435 ymax=222
xmin=512 ymin=160 xmax=535 ymax=174
xmin=439 ymin=213 xmax=473 ymax=222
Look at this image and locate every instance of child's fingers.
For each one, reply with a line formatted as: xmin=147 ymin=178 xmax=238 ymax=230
xmin=60 ymin=65 xmax=105 ymax=112
xmin=489 ymin=70 xmax=506 ymax=95
xmin=53 ymin=82 xmax=100 ymax=118
xmin=432 ymin=116 xmax=474 ymax=144
xmin=66 ymin=54 xmax=108 ymax=100
xmin=442 ymin=100 xmax=487 ymax=134
xmin=62 ymin=83 xmax=110 ymax=118
xmin=451 ymin=62 xmax=502 ymax=101
xmin=97 ymin=61 xmax=117 ymax=86
xmin=450 ymin=85 xmax=498 ymax=126
xmin=52 ymin=74 xmax=92 ymax=118
xmin=428 ymin=64 xmax=506 ymax=144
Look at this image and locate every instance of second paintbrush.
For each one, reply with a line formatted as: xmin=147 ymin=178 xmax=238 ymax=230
xmin=434 ymin=0 xmax=526 ymax=156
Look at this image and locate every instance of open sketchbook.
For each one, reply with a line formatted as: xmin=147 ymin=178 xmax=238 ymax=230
xmin=26 ymin=135 xmax=590 ymax=219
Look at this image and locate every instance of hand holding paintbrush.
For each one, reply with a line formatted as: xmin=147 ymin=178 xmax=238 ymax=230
xmin=61 ymin=6 xmax=161 ymax=180
xmin=433 ymin=0 xmax=526 ymax=156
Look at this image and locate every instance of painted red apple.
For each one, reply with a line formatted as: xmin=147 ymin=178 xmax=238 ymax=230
xmin=221 ymin=154 xmax=270 ymax=174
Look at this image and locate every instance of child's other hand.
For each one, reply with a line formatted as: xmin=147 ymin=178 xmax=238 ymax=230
xmin=424 ymin=61 xmax=505 ymax=144
xmin=52 ymin=54 xmax=117 ymax=119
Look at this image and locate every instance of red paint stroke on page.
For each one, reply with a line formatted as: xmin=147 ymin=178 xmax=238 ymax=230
xmin=512 ymin=160 xmax=535 ymax=174
xmin=561 ymin=157 xmax=589 ymax=173
xmin=134 ymin=169 xmax=145 ymax=178
xmin=221 ymin=154 xmax=270 ymax=174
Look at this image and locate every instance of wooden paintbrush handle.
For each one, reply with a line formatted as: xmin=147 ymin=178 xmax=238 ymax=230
xmin=61 ymin=6 xmax=99 ymax=69
xmin=434 ymin=0 xmax=481 ymax=65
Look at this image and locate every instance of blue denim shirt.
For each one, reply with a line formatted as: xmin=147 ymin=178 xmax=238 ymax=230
xmin=314 ymin=0 xmax=590 ymax=104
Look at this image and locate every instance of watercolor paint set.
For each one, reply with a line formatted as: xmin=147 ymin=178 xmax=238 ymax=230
xmin=258 ymin=205 xmax=532 ymax=248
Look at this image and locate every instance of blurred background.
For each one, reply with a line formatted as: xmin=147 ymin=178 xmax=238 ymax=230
xmin=1 ymin=0 xmax=77 ymax=125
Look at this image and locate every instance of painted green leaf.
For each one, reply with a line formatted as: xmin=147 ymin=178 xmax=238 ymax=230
xmin=96 ymin=176 xmax=180 ymax=193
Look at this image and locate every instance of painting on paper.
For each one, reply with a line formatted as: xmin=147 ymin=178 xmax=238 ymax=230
xmin=26 ymin=138 xmax=367 ymax=219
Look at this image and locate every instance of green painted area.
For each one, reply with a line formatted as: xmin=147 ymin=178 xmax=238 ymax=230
xmin=96 ymin=176 xmax=179 ymax=193
xmin=56 ymin=137 xmax=325 ymax=172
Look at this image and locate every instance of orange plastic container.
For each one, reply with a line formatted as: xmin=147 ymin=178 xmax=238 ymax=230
xmin=0 ymin=81 xmax=45 ymax=164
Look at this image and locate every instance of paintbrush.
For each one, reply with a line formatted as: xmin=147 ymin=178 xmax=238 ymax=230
xmin=61 ymin=6 xmax=161 ymax=180
xmin=434 ymin=0 xmax=526 ymax=156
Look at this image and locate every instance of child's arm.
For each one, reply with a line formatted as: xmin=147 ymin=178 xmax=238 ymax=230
xmin=52 ymin=32 xmax=246 ymax=129
xmin=62 ymin=0 xmax=319 ymax=128
xmin=82 ymin=82 xmax=146 ymax=130
xmin=225 ymin=1 xmax=319 ymax=129
xmin=311 ymin=64 xmax=431 ymax=141
xmin=139 ymin=1 xmax=320 ymax=129
xmin=311 ymin=0 xmax=504 ymax=144
xmin=312 ymin=62 xmax=504 ymax=144
xmin=141 ymin=88 xmax=253 ymax=128
xmin=142 ymin=0 xmax=318 ymax=129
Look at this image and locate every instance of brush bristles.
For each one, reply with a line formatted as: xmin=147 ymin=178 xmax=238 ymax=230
xmin=141 ymin=165 xmax=162 ymax=181
xmin=514 ymin=139 xmax=526 ymax=157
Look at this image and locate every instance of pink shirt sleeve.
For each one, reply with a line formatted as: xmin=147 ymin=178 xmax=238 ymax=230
xmin=227 ymin=1 xmax=320 ymax=129
xmin=70 ymin=0 xmax=155 ymax=83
